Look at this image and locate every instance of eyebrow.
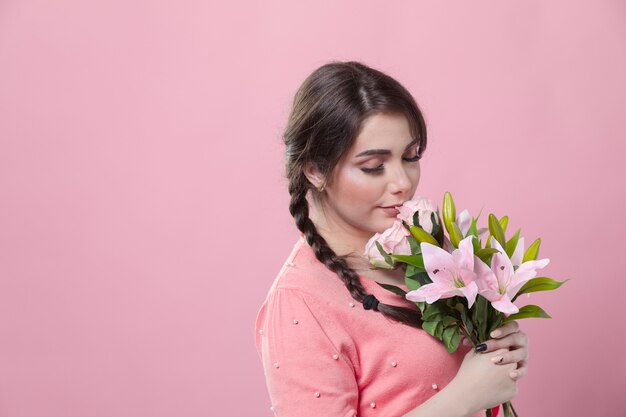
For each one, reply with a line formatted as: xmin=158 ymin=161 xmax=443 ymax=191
xmin=354 ymin=138 xmax=419 ymax=158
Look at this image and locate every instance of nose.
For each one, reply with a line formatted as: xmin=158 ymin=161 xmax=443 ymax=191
xmin=388 ymin=164 xmax=412 ymax=195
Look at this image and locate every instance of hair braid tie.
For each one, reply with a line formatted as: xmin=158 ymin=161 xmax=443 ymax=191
xmin=362 ymin=294 xmax=380 ymax=311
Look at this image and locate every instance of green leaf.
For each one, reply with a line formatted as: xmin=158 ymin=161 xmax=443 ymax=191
xmin=505 ymin=228 xmax=521 ymax=259
xmin=421 ymin=305 xmax=445 ymax=321
xmin=407 ymin=236 xmax=421 ymax=254
xmin=412 ymin=210 xmax=422 ymax=229
xmin=471 ymin=236 xmax=481 ymax=253
xmin=412 ymin=271 xmax=431 ymax=286
xmin=442 ymin=315 xmax=458 ymax=328
xmin=405 ymin=276 xmax=421 ymax=291
xmin=376 ymin=282 xmax=407 ymax=297
xmin=476 ymin=247 xmax=500 ymax=265
xmin=390 ymin=254 xmax=424 ymax=268
xmin=503 ymin=304 xmax=552 ymax=322
xmin=486 ymin=312 xmax=504 ymax=336
xmin=409 ymin=225 xmax=439 ymax=246
xmin=466 ymin=217 xmax=481 ymax=253
xmin=473 ymin=295 xmax=489 ymax=340
xmin=422 ymin=320 xmax=439 ymax=337
xmin=488 ymin=214 xmax=506 ymax=249
xmin=459 ymin=307 xmax=474 ymax=337
xmin=375 ymin=240 xmax=394 ymax=267
xmin=435 ymin=321 xmax=445 ymax=339
xmin=443 ymin=326 xmax=461 ymax=353
xmin=523 ymin=238 xmax=541 ymax=262
xmin=511 ymin=277 xmax=570 ymax=302
xmin=434 ymin=211 xmax=445 ymax=247
xmin=466 ymin=216 xmax=478 ymax=239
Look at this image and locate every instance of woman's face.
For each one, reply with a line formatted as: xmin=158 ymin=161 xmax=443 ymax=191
xmin=320 ymin=112 xmax=422 ymax=237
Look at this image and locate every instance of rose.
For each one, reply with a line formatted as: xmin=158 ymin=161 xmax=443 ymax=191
xmin=396 ymin=196 xmax=437 ymax=234
xmin=364 ymin=219 xmax=412 ymax=269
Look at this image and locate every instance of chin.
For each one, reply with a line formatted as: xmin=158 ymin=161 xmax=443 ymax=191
xmin=377 ymin=217 xmax=397 ymax=232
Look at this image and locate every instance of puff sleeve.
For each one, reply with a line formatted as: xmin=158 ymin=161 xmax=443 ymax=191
xmin=255 ymin=288 xmax=359 ymax=417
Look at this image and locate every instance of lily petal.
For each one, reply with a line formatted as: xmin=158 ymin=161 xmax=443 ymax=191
xmin=490 ymin=295 xmax=519 ymax=314
xmin=457 ymin=209 xmax=471 ymax=236
xmin=458 ymin=281 xmax=479 ymax=308
xmin=406 ymin=282 xmax=455 ymax=303
xmin=421 ymin=242 xmax=456 ymax=283
xmin=511 ymin=237 xmax=524 ymax=267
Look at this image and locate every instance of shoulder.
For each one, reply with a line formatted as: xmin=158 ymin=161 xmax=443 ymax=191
xmin=269 ymin=236 xmax=351 ymax=302
xmin=255 ymin=237 xmax=358 ymax=354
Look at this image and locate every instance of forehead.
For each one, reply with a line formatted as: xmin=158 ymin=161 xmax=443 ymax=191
xmin=349 ymin=112 xmax=413 ymax=154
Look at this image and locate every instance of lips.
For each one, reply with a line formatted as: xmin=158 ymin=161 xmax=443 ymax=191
xmin=380 ymin=206 xmax=401 ymax=216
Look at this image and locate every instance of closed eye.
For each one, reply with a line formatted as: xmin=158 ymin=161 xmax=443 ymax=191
xmin=360 ymin=154 xmax=421 ymax=173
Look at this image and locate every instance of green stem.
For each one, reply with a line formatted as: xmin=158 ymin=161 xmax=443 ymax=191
xmin=458 ymin=324 xmax=478 ymax=348
xmin=502 ymin=401 xmax=520 ymax=417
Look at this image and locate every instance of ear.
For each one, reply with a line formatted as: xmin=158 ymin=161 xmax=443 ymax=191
xmin=303 ymin=161 xmax=325 ymax=190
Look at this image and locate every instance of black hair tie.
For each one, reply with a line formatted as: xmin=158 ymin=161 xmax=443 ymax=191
xmin=362 ymin=294 xmax=380 ymax=311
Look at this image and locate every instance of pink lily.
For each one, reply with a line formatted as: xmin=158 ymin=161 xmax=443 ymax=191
xmin=457 ymin=209 xmax=489 ymax=238
xmin=406 ymin=235 xmax=480 ymax=308
xmin=474 ymin=236 xmax=550 ymax=314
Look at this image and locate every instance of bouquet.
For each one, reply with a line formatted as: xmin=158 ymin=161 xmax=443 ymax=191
xmin=363 ymin=192 xmax=569 ymax=417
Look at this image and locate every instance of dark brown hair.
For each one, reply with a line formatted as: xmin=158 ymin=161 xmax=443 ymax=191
xmin=283 ymin=60 xmax=427 ymax=329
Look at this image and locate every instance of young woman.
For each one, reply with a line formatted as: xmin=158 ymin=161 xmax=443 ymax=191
xmin=255 ymin=61 xmax=529 ymax=417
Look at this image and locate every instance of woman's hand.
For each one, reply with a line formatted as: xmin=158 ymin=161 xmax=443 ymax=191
xmin=462 ymin=320 xmax=529 ymax=381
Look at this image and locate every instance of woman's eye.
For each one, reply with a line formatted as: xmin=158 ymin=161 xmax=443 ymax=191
xmin=360 ymin=155 xmax=421 ymax=174
xmin=361 ymin=164 xmax=384 ymax=173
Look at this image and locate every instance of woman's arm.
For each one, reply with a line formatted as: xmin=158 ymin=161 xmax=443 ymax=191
xmin=401 ymin=382 xmax=472 ymax=417
xmin=255 ymin=287 xmax=359 ymax=417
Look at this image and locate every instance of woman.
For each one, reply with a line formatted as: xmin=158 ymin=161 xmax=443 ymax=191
xmin=254 ymin=61 xmax=529 ymax=417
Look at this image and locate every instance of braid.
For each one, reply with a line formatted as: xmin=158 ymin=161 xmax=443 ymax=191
xmin=288 ymin=178 xmax=424 ymax=329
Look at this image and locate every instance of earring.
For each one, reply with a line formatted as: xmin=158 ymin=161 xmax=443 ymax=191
xmin=317 ymin=183 xmax=325 ymax=192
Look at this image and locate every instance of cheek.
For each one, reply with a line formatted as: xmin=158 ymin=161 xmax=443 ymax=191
xmin=409 ymin=164 xmax=421 ymax=190
xmin=337 ymin=170 xmax=381 ymax=205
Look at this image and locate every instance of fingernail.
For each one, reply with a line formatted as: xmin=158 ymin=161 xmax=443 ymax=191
xmin=491 ymin=356 xmax=503 ymax=363
xmin=510 ymin=372 xmax=518 ymax=379
xmin=475 ymin=343 xmax=487 ymax=352
xmin=491 ymin=330 xmax=501 ymax=338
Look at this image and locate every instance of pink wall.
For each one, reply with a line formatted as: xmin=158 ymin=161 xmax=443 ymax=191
xmin=0 ymin=1 xmax=624 ymax=416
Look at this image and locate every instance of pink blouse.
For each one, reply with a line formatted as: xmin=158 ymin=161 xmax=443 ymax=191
xmin=255 ymin=234 xmax=496 ymax=417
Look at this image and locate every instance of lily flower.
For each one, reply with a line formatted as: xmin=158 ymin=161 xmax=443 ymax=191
xmin=457 ymin=209 xmax=489 ymax=238
xmin=474 ymin=236 xmax=550 ymax=314
xmin=406 ymin=235 xmax=481 ymax=308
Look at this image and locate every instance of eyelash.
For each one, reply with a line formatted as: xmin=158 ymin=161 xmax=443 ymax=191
xmin=361 ymin=155 xmax=421 ymax=173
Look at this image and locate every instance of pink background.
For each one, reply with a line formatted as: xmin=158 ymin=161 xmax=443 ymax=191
xmin=1 ymin=1 xmax=624 ymax=416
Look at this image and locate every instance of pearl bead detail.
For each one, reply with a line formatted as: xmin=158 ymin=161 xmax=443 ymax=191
xmin=274 ymin=362 xmax=279 ymax=368
xmin=292 ymin=319 xmax=299 ymax=324
xmin=349 ymin=302 xmax=355 ymax=307
xmin=332 ymin=354 xmax=339 ymax=360
xmin=432 ymin=383 xmax=438 ymax=389
xmin=259 ymin=329 xmax=264 ymax=334
xmin=314 ymin=391 xmax=321 ymax=397
xmin=370 ymin=402 xmax=376 ymax=408
xmin=391 ymin=361 xmax=397 ymax=367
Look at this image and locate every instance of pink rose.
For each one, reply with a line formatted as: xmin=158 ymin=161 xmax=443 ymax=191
xmin=364 ymin=220 xmax=412 ymax=269
xmin=396 ymin=196 xmax=437 ymax=234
